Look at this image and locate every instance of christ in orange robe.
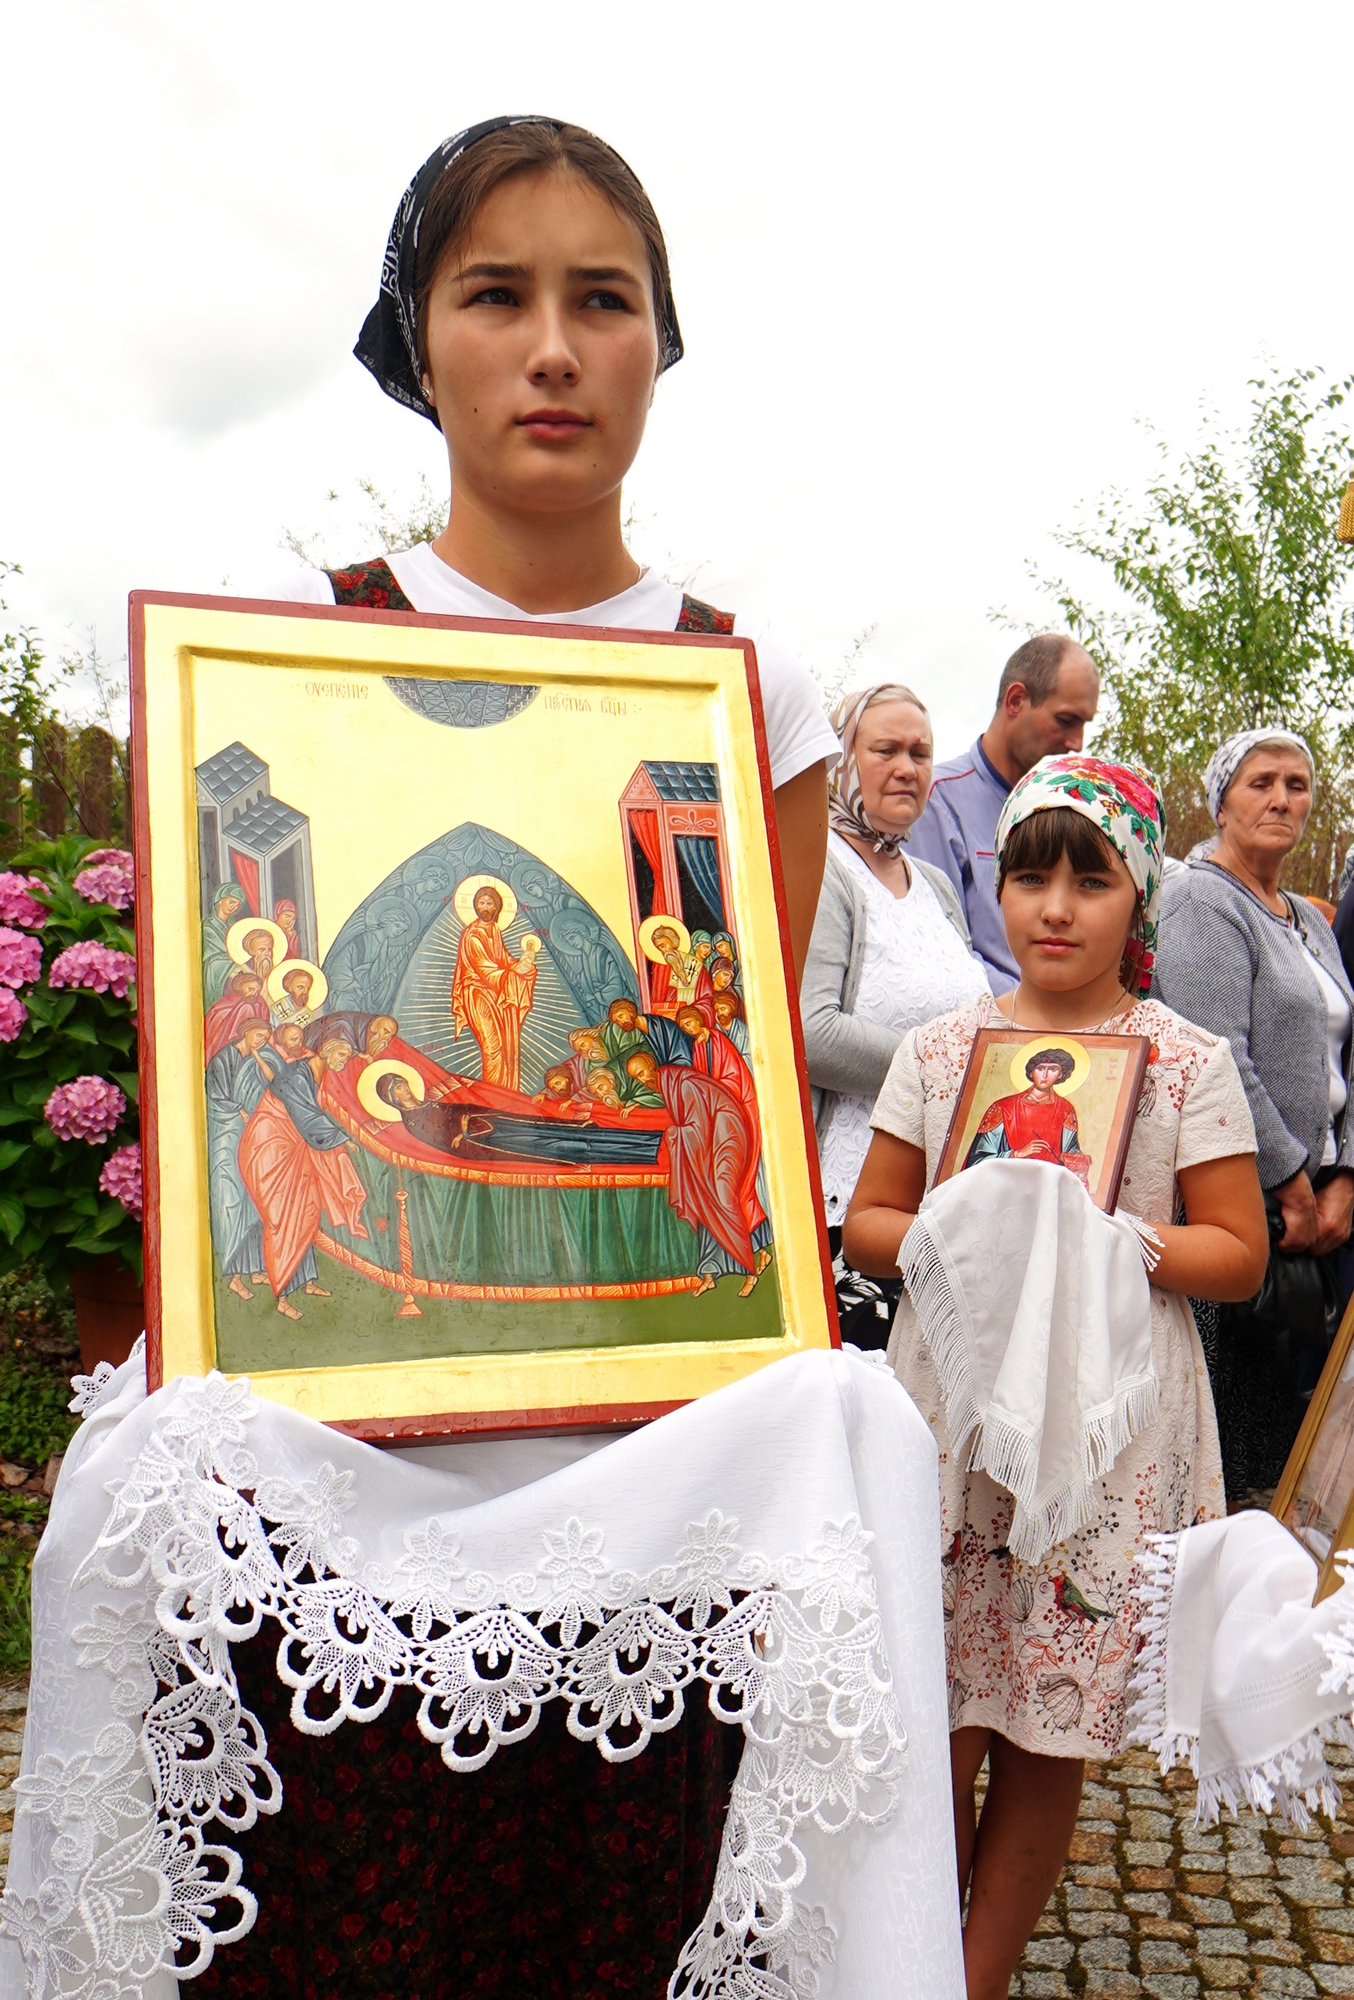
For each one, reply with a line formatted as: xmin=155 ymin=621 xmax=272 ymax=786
xmin=451 ymin=885 xmax=538 ymax=1092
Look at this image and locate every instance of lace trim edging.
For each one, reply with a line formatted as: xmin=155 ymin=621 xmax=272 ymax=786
xmin=1125 ymin=1531 xmax=1347 ymax=1831
xmin=1 ymin=1370 xmax=907 ymax=2000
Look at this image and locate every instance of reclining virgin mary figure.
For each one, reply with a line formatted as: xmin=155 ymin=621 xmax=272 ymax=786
xmin=372 ymin=1071 xmax=666 ymax=1169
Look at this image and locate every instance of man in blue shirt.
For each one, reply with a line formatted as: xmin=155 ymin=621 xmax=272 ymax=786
xmin=909 ymin=635 xmax=1100 ymax=991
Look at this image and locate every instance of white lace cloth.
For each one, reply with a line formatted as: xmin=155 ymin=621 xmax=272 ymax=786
xmin=1127 ymin=1509 xmax=1354 ymax=1828
xmin=0 ymin=1341 xmax=963 ymax=2000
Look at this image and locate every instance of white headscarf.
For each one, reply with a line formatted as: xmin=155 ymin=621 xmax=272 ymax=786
xmin=827 ymin=684 xmax=929 ymax=857
xmin=1203 ymin=729 xmax=1314 ymax=823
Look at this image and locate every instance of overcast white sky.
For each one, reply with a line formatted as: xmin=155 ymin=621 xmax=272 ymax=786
xmin=2 ymin=1 xmax=1352 ymax=757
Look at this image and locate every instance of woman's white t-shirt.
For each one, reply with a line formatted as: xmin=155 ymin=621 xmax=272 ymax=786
xmin=264 ymin=544 xmax=839 ymax=792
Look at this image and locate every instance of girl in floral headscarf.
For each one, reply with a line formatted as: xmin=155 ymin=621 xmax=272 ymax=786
xmin=842 ymin=755 xmax=1268 ymax=1999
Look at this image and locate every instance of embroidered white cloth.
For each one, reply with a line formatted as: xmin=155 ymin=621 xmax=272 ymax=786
xmin=900 ymin=1159 xmax=1159 ymax=1564
xmin=1128 ymin=1509 xmax=1354 ymax=1828
xmin=0 ymin=1342 xmax=964 ymax=2000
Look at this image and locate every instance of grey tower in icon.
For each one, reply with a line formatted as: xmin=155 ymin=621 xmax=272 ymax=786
xmin=194 ymin=742 xmax=317 ymax=960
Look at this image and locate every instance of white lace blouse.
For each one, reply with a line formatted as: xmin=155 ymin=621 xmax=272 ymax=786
xmin=818 ymin=835 xmax=990 ymax=1222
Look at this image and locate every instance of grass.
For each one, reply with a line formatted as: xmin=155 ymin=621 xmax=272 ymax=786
xmin=0 ymin=1268 xmax=79 ymax=1681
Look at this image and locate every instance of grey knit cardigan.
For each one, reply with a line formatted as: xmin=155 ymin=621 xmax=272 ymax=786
xmin=802 ymin=847 xmax=977 ymax=1137
xmin=1151 ymin=860 xmax=1354 ymax=1189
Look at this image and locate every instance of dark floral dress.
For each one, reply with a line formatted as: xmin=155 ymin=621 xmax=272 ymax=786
xmin=200 ymin=1625 xmax=744 ymax=1998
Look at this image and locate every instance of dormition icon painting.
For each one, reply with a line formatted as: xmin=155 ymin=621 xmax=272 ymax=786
xmin=134 ymin=596 xmax=835 ymax=1436
xmin=193 ymin=746 xmax=775 ymax=1369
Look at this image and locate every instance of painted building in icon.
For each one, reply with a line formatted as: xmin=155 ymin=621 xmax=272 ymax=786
xmin=195 ymin=742 xmax=317 ymax=959
xmin=619 ymin=761 xmax=735 ymax=1012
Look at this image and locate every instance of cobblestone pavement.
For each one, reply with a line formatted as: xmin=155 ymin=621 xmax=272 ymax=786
xmin=3 ymin=1678 xmax=1354 ymax=1993
xmin=1005 ymin=1737 xmax=1354 ymax=1996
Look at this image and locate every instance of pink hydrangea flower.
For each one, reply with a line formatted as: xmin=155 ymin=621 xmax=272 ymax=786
xmin=99 ymin=1142 xmax=142 ymax=1219
xmin=74 ymin=850 xmax=136 ymax=911
xmin=44 ymin=1076 xmax=126 ymax=1145
xmin=0 ymin=928 xmax=43 ymax=990
xmin=0 ymin=989 xmax=27 ymax=1043
xmin=0 ymin=873 xmax=47 ymax=929
xmin=48 ymin=942 xmax=136 ymax=998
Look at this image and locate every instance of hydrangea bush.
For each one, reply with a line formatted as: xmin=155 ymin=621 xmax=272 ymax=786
xmin=0 ymin=836 xmax=141 ymax=1284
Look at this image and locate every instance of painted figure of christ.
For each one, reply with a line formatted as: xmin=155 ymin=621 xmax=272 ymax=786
xmin=451 ymin=885 xmax=539 ymax=1092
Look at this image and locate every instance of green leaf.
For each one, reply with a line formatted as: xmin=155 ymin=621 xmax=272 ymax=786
xmin=0 ymin=1103 xmax=30 ymax=1127
xmin=20 ymin=1187 xmax=66 ymax=1208
xmin=0 ymin=1141 xmax=29 ymax=1171
xmin=61 ymin=1020 xmax=99 ymax=1046
xmin=109 ymin=1070 xmax=140 ymax=1104
xmin=0 ymin=1196 xmax=25 ymax=1243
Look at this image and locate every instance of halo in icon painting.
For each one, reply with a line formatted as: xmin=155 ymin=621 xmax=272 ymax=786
xmin=225 ymin=915 xmax=289 ymax=965
xmin=453 ymin=874 xmax=518 ymax=928
xmin=265 ymin=958 xmax=328 ymax=1009
xmin=1009 ymin=1035 xmax=1091 ymax=1095
xmin=358 ymin=1059 xmax=427 ymax=1122
xmin=638 ymin=913 xmax=691 ymax=964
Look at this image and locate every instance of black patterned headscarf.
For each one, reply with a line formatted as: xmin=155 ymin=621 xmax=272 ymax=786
xmin=355 ymin=116 xmax=684 ymax=428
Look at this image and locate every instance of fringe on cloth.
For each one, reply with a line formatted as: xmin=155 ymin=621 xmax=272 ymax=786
xmin=1119 ymin=1210 xmax=1164 ymax=1273
xmin=901 ymin=1218 xmax=1159 ymax=1564
xmin=1125 ymin=1531 xmax=1350 ymax=1830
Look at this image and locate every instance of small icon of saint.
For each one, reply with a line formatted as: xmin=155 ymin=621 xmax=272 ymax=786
xmin=964 ymin=1047 xmax=1092 ymax=1187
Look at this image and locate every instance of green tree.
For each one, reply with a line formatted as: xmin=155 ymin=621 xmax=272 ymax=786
xmin=0 ymin=570 xmax=128 ymax=853
xmin=1029 ymin=368 xmax=1354 ymax=894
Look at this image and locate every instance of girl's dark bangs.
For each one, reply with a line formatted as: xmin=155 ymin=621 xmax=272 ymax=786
xmin=999 ymin=807 xmax=1118 ymax=879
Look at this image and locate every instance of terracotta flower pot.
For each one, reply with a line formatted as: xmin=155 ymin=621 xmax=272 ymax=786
xmin=70 ymin=1254 xmax=145 ymax=1376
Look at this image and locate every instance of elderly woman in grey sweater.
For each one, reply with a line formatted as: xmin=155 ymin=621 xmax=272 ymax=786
xmin=802 ymin=684 xmax=989 ymax=1344
xmin=1153 ymin=726 xmax=1354 ymax=1496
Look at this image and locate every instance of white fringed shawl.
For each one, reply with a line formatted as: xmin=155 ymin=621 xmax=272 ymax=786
xmin=900 ymin=1159 xmax=1159 ymax=1563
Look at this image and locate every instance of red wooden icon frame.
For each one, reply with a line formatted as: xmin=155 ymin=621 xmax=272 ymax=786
xmin=129 ymin=590 xmax=839 ymax=1440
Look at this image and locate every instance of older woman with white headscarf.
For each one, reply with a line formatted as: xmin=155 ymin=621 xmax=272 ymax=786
xmin=1153 ymin=726 xmax=1354 ymax=1497
xmin=801 ymin=683 xmax=989 ymax=1344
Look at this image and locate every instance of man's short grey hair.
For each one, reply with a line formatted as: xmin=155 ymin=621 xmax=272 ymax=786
xmin=997 ymin=634 xmax=1094 ymax=710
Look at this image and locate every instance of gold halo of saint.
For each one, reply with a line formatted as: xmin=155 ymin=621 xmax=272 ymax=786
xmin=1009 ymin=1035 xmax=1091 ymax=1096
xmin=453 ymin=874 xmax=518 ymax=929
xmin=358 ymin=1058 xmax=426 ymax=1122
xmin=520 ymin=933 xmax=543 ymax=954
xmin=265 ymin=958 xmax=329 ymax=1010
xmin=225 ymin=915 xmax=289 ymax=966
xmin=639 ymin=913 xmax=691 ymax=965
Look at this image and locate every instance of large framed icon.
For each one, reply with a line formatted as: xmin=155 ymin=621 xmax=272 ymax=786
xmin=130 ymin=592 xmax=837 ymax=1439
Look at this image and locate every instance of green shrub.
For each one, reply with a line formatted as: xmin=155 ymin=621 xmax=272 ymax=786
xmin=0 ymin=1267 xmax=78 ymax=1470
xmin=0 ymin=1539 xmax=32 ymax=1678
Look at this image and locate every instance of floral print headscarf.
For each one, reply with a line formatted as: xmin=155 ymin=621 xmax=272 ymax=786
xmin=994 ymin=755 xmax=1166 ymax=994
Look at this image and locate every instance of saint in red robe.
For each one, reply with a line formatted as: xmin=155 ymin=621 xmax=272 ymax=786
xmin=652 ymin=1064 xmax=756 ymax=1273
xmin=239 ymin=1057 xmax=369 ymax=1297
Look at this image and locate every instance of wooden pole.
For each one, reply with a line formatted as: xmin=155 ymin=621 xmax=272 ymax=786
xmin=35 ymin=722 xmax=68 ymax=838
xmin=75 ymin=727 xmax=115 ymax=840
